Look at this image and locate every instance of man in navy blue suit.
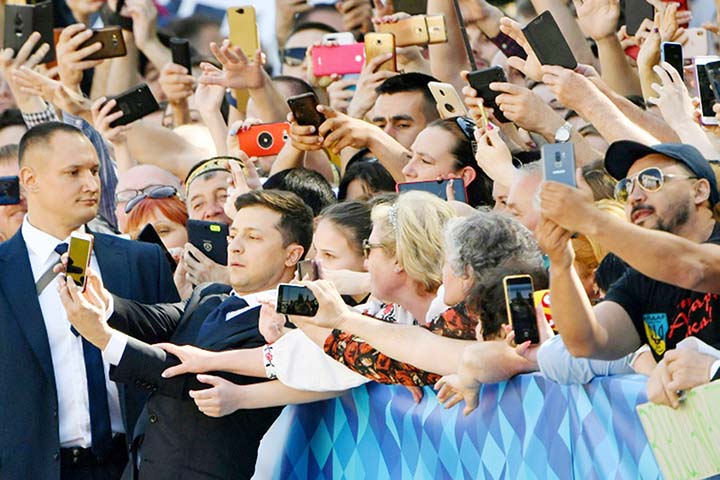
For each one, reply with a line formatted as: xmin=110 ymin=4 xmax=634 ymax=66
xmin=0 ymin=122 xmax=179 ymax=479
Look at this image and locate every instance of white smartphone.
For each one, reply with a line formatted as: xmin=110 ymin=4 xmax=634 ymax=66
xmin=683 ymin=28 xmax=711 ymax=59
xmin=427 ymin=81 xmax=468 ymax=119
xmin=694 ymin=56 xmax=720 ymax=126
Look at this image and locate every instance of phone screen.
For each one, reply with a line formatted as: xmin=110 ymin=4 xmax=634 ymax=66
xmin=0 ymin=176 xmax=20 ymax=205
xmin=276 ymin=284 xmax=319 ymax=317
xmin=396 ymin=179 xmax=469 ymax=203
xmin=67 ymin=234 xmax=93 ymax=289
xmin=505 ymin=276 xmax=539 ymax=344
xmin=297 ymin=260 xmax=318 ymax=281
xmin=661 ymin=42 xmax=684 ymax=80
xmin=696 ymin=63 xmax=717 ymax=119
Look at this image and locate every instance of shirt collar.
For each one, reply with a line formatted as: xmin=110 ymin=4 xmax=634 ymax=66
xmin=22 ymin=216 xmax=87 ymax=264
xmin=229 ymin=288 xmax=277 ymax=308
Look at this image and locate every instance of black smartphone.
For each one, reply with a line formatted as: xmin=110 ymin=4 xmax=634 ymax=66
xmin=661 ymin=42 xmax=684 ymax=81
xmin=695 ymin=57 xmax=720 ymax=126
xmin=136 ymin=223 xmax=177 ymax=272
xmin=3 ymin=1 xmax=55 ymax=64
xmin=0 ymin=176 xmax=20 ymax=205
xmin=503 ymin=275 xmax=539 ymax=344
xmin=170 ymin=37 xmax=192 ymax=73
xmin=297 ymin=259 xmax=319 ymax=281
xmin=276 ymin=283 xmax=319 ymax=317
xmin=78 ymin=27 xmax=127 ymax=61
xmin=542 ymin=143 xmax=576 ymax=187
xmin=102 ymin=0 xmax=134 ymax=31
xmin=107 ymin=83 xmax=160 ymax=127
xmin=522 ymin=11 xmax=577 ymax=70
xmin=396 ymin=178 xmax=469 ymax=203
xmin=67 ymin=232 xmax=94 ymax=291
xmin=705 ymin=60 xmax=720 ymax=104
xmin=287 ymin=93 xmax=326 ymax=129
xmin=186 ymin=219 xmax=229 ymax=266
xmin=624 ymin=0 xmax=655 ymax=36
xmin=392 ymin=0 xmax=428 ymax=15
xmin=467 ymin=66 xmax=509 ymax=123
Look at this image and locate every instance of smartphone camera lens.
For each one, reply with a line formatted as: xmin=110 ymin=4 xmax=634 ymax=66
xmin=444 ymin=103 xmax=455 ymax=112
xmin=257 ymin=131 xmax=274 ymax=150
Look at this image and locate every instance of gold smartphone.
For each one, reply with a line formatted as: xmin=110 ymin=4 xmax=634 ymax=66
xmin=364 ymin=32 xmax=396 ymax=72
xmin=67 ymin=232 xmax=94 ymax=291
xmin=227 ymin=6 xmax=259 ymax=112
xmin=425 ymin=15 xmax=448 ymax=44
xmin=376 ymin=15 xmax=429 ymax=47
xmin=428 ymin=81 xmax=468 ymax=119
xmin=503 ymin=274 xmax=539 ymax=344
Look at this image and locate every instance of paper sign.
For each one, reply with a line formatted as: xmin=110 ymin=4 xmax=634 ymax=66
xmin=636 ymin=381 xmax=720 ymax=480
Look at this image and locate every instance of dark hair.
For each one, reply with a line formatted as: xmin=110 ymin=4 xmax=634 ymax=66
xmin=317 ymin=201 xmax=372 ymax=256
xmin=295 ymin=5 xmax=342 ymax=26
xmin=375 ymin=73 xmax=439 ymax=121
xmin=595 ymin=253 xmax=628 ymax=294
xmin=167 ymin=14 xmax=219 ymax=40
xmin=429 ymin=118 xmax=494 ymax=207
xmin=18 ymin=122 xmax=84 ymax=166
xmin=338 ymin=153 xmax=396 ymax=201
xmin=287 ymin=22 xmax=338 ymax=43
xmin=234 ymin=190 xmax=314 ymax=258
xmin=271 ymin=75 xmax=315 ymax=97
xmin=262 ymin=168 xmax=336 ymax=216
xmin=0 ymin=144 xmax=19 ymax=168
xmin=0 ymin=109 xmax=26 ymax=131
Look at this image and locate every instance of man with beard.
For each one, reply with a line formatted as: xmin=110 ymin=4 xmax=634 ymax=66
xmin=537 ymin=141 xmax=720 ymax=407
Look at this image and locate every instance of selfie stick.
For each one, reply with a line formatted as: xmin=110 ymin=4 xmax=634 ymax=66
xmin=452 ymin=0 xmax=477 ymax=71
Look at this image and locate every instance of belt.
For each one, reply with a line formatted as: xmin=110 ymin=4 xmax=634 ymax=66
xmin=60 ymin=435 xmax=128 ymax=468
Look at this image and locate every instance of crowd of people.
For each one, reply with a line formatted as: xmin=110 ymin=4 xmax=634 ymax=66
xmin=1 ymin=0 xmax=720 ymax=477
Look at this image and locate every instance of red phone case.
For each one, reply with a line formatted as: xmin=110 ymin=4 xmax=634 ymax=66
xmin=237 ymin=122 xmax=290 ymax=157
xmin=311 ymin=43 xmax=366 ymax=76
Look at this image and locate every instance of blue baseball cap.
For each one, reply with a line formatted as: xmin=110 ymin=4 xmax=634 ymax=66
xmin=604 ymin=140 xmax=719 ymax=206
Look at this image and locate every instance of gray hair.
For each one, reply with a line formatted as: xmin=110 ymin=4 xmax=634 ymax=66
xmin=444 ymin=210 xmax=545 ymax=312
xmin=516 ymin=160 xmax=543 ymax=179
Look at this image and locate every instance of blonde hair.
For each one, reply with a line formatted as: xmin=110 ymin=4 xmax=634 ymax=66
xmin=371 ymin=191 xmax=456 ymax=293
xmin=572 ymin=199 xmax=626 ymax=268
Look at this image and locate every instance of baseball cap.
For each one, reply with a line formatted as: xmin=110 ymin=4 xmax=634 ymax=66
xmin=604 ymin=140 xmax=719 ymax=205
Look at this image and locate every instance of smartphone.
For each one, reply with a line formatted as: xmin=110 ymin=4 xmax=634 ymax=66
xmin=393 ymin=0 xmax=428 ymax=15
xmin=67 ymin=232 xmax=94 ymax=291
xmin=186 ymin=219 xmax=229 ymax=266
xmin=376 ymin=15 xmax=429 ymax=47
xmin=504 ymin=275 xmax=539 ymax=344
xmin=107 ymin=83 xmax=160 ymax=127
xmin=661 ymin=42 xmax=684 ymax=81
xmin=0 ymin=176 xmax=20 ymax=205
xmin=396 ymin=178 xmax=469 ymax=203
xmin=311 ymin=43 xmax=366 ymax=76
xmin=227 ymin=6 xmax=258 ymax=111
xmin=364 ymin=32 xmax=396 ymax=72
xmin=322 ymin=32 xmax=355 ymax=45
xmin=102 ymin=0 xmax=134 ymax=31
xmin=287 ymin=92 xmax=326 ymax=129
xmin=425 ymin=15 xmax=448 ymax=44
xmin=136 ymin=223 xmax=177 ymax=272
xmin=694 ymin=56 xmax=720 ymax=126
xmin=276 ymin=283 xmax=319 ymax=317
xmin=522 ymin=11 xmax=577 ymax=70
xmin=623 ymin=0 xmax=655 ymax=36
xmin=683 ymin=28 xmax=711 ymax=59
xmin=706 ymin=61 xmax=720 ymax=103
xmin=542 ymin=143 xmax=576 ymax=187
xmin=428 ymin=81 xmax=469 ymax=119
xmin=3 ymin=1 xmax=55 ymax=63
xmin=78 ymin=27 xmax=126 ymax=61
xmin=467 ymin=66 xmax=509 ymax=123
xmin=170 ymin=37 xmax=192 ymax=73
xmin=297 ymin=259 xmax=319 ymax=281
xmin=237 ymin=122 xmax=290 ymax=157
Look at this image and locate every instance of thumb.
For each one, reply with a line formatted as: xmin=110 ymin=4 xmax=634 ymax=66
xmin=317 ymin=104 xmax=337 ymax=118
xmin=506 ymin=56 xmax=527 ymax=75
xmin=197 ymin=374 xmax=223 ymax=387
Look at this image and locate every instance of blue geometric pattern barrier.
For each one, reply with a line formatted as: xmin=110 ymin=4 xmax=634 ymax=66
xmin=268 ymin=374 xmax=661 ymax=479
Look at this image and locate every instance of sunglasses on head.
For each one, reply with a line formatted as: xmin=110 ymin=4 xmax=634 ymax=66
xmin=124 ymin=185 xmax=178 ymax=214
xmin=614 ymin=167 xmax=697 ymax=203
xmin=453 ymin=116 xmax=478 ymax=154
xmin=282 ymin=47 xmax=307 ymax=67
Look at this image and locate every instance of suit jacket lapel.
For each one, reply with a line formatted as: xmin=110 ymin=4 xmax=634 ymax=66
xmin=0 ymin=232 xmax=55 ymax=381
xmin=93 ymin=233 xmax=130 ymax=299
xmin=198 ymin=305 xmax=262 ymax=350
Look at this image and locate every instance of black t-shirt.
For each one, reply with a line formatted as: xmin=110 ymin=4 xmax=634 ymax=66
xmin=603 ymin=222 xmax=720 ymax=362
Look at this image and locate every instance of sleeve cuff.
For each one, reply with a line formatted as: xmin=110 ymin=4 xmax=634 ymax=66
xmin=103 ymin=331 xmax=128 ymax=366
xmin=710 ymin=359 xmax=720 ymax=382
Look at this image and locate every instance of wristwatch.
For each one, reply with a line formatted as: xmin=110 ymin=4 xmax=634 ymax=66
xmin=554 ymin=121 xmax=573 ymax=143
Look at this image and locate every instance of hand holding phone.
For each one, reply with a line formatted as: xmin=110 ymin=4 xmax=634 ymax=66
xmin=287 ymin=93 xmax=326 ymax=129
xmin=542 ymin=143 xmax=577 ymax=187
xmin=78 ymin=27 xmax=127 ymax=61
xmin=428 ymin=82 xmax=469 ymax=119
xmin=67 ymin=232 xmax=94 ymax=291
xmin=276 ymin=284 xmax=319 ymax=317
xmin=467 ymin=66 xmax=509 ymax=123
xmin=237 ymin=123 xmax=290 ymax=157
xmin=170 ymin=37 xmax=192 ymax=73
xmin=107 ymin=83 xmax=160 ymax=127
xmin=186 ymin=220 xmax=229 ymax=266
xmin=522 ymin=11 xmax=577 ymax=70
xmin=503 ymin=275 xmax=539 ymax=344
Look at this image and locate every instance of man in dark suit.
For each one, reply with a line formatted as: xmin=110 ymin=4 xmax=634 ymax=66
xmin=60 ymin=190 xmax=315 ymax=479
xmin=0 ymin=122 xmax=179 ymax=479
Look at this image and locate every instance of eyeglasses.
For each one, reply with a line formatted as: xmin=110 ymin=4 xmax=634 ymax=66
xmin=614 ymin=167 xmax=697 ymax=203
xmin=115 ymin=184 xmax=169 ymax=204
xmin=362 ymin=238 xmax=385 ymax=258
xmin=454 ymin=116 xmax=478 ymax=155
xmin=124 ymin=185 xmax=178 ymax=214
xmin=282 ymin=47 xmax=307 ymax=67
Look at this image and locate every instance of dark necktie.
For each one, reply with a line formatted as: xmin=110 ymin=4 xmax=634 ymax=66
xmin=196 ymin=295 xmax=249 ymax=343
xmin=61 ymin=243 xmax=113 ymax=458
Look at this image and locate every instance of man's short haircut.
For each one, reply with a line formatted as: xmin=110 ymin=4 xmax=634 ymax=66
xmin=295 ymin=5 xmax=342 ymax=27
xmin=18 ymin=122 xmax=84 ymax=166
xmin=234 ymin=190 xmax=314 ymax=258
xmin=167 ymin=14 xmax=219 ymax=41
xmin=271 ymin=75 xmax=315 ymax=97
xmin=262 ymin=168 xmax=337 ymax=216
xmin=0 ymin=109 xmax=26 ymax=131
xmin=0 ymin=144 xmax=19 ymax=169
xmin=287 ymin=21 xmax=338 ymax=42
xmin=375 ymin=72 xmax=438 ymax=106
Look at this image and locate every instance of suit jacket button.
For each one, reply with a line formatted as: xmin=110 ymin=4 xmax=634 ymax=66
xmin=149 ymin=414 xmax=158 ymax=424
xmin=53 ymin=452 xmax=59 ymax=461
xmin=53 ymin=409 xmax=58 ymax=418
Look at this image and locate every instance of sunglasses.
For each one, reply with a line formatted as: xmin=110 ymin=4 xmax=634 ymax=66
xmin=454 ymin=116 xmax=477 ymax=154
xmin=116 ymin=184 xmax=169 ymax=204
xmin=614 ymin=167 xmax=697 ymax=203
xmin=362 ymin=238 xmax=385 ymax=258
xmin=124 ymin=185 xmax=178 ymax=214
xmin=282 ymin=47 xmax=307 ymax=67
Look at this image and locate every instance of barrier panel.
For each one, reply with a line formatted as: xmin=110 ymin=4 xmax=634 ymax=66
xmin=259 ymin=373 xmax=662 ymax=479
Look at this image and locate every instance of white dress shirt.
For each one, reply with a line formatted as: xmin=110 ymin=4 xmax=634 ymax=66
xmin=22 ymin=217 xmax=124 ymax=448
